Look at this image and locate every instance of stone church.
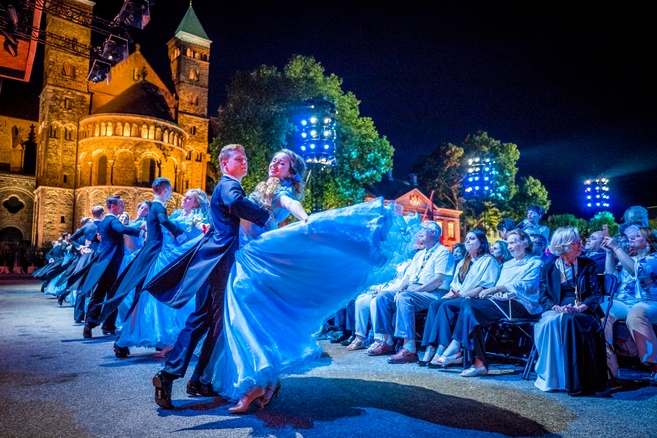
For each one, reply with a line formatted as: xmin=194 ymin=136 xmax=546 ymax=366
xmin=0 ymin=1 xmax=211 ymax=246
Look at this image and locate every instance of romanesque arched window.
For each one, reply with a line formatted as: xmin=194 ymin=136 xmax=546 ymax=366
xmin=140 ymin=158 xmax=157 ymax=185
xmin=95 ymin=155 xmax=108 ymax=185
xmin=189 ymin=68 xmax=199 ymax=81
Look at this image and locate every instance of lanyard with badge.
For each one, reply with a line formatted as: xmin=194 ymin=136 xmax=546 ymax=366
xmin=557 ymin=258 xmax=581 ymax=306
xmin=413 ymin=246 xmax=436 ymax=284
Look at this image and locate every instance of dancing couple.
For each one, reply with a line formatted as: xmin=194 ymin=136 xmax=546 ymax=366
xmin=146 ymin=144 xmax=412 ymax=413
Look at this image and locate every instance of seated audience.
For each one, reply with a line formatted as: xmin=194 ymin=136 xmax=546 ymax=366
xmin=533 ymin=226 xmax=609 ymax=396
xmin=418 ymin=230 xmax=500 ymax=368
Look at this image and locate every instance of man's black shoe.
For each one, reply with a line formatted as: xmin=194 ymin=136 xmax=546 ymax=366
xmin=102 ymin=326 xmax=116 ymax=335
xmin=153 ymin=372 xmax=174 ymax=410
xmin=330 ymin=331 xmax=352 ymax=344
xmin=113 ymin=344 xmax=130 ymax=358
xmin=57 ymin=294 xmax=65 ymax=306
xmin=83 ymin=324 xmax=92 ymax=339
xmin=340 ymin=335 xmax=356 ymax=346
xmin=74 ymin=319 xmax=83 ymax=324
xmin=186 ymin=380 xmax=218 ymax=397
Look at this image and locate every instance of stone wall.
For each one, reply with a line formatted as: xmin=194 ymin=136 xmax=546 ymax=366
xmin=0 ymin=173 xmax=35 ymax=241
xmin=74 ymin=186 xmax=182 ymax=224
xmin=33 ymin=186 xmax=74 ymax=245
xmin=0 ymin=116 xmax=37 ymax=173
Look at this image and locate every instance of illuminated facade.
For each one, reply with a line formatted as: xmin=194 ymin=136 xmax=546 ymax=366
xmin=0 ymin=2 xmax=211 ymax=245
xmin=364 ymin=173 xmax=462 ymax=249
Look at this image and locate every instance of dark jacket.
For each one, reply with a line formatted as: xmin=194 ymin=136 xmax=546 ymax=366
xmin=538 ymin=256 xmax=602 ymax=316
xmin=144 ymin=176 xmax=270 ymax=308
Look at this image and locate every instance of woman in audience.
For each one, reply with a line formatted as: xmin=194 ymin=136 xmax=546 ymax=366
xmin=439 ymin=229 xmax=542 ymax=376
xmin=533 ymin=226 xmax=609 ymax=396
xmin=490 ymin=240 xmax=512 ymax=265
xmin=418 ymin=230 xmax=500 ymax=367
xmin=602 ymin=227 xmax=657 ymax=385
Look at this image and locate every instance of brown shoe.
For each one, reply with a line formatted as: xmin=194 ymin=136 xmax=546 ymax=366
xmin=387 ymin=348 xmax=419 ymax=364
xmin=367 ymin=342 xmax=396 ymax=356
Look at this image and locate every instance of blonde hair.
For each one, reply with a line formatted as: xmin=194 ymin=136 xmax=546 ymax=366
xmin=187 ymin=188 xmax=209 ymax=214
xmin=250 ymin=149 xmax=306 ymax=209
xmin=218 ymin=144 xmax=245 ymax=173
xmin=549 ymin=226 xmax=581 ymax=256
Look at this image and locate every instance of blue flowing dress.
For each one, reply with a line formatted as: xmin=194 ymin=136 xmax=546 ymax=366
xmin=202 ymin=190 xmax=418 ymax=401
xmin=113 ymin=219 xmax=146 ymax=328
xmin=43 ymin=246 xmax=75 ymax=296
xmin=115 ymin=208 xmax=209 ymax=349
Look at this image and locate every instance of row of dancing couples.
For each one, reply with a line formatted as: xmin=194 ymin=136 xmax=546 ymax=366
xmin=76 ymin=144 xmax=418 ymax=414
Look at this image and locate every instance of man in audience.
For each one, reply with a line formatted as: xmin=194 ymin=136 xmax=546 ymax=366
xmin=368 ymin=221 xmax=455 ymax=364
xmin=621 ymin=205 xmax=649 ymax=235
xmin=530 ymin=233 xmax=555 ymax=264
xmin=583 ymin=230 xmax=607 ymax=273
xmin=497 ymin=218 xmax=517 ymax=240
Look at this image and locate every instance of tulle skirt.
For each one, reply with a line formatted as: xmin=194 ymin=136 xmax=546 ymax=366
xmin=115 ymin=235 xmax=203 ymax=349
xmin=203 ymin=198 xmax=420 ymax=401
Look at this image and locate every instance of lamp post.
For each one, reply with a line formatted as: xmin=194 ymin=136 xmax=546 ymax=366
xmin=294 ymin=97 xmax=337 ymax=212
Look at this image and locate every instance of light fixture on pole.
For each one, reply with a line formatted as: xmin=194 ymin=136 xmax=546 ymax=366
xmin=463 ymin=155 xmax=495 ymax=198
xmin=294 ymin=97 xmax=337 ymax=212
xmin=584 ymin=178 xmax=610 ymax=211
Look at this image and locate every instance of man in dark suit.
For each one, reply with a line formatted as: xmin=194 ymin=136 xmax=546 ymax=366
xmin=55 ymin=218 xmax=91 ymax=305
xmin=64 ymin=206 xmax=105 ymax=322
xmin=101 ymin=180 xmax=184 ymax=358
xmin=146 ymin=144 xmax=270 ymax=410
xmin=80 ymin=197 xmax=142 ymax=338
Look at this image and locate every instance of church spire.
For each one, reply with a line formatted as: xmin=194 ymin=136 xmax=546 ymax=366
xmin=175 ymin=4 xmax=210 ymax=42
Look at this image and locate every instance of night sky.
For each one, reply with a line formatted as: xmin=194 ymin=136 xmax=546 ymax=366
xmin=2 ymin=1 xmax=656 ymax=219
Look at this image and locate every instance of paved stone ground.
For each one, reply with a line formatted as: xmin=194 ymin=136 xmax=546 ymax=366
xmin=1 ymin=278 xmax=656 ymax=438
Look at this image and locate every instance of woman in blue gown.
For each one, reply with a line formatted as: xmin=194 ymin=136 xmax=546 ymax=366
xmin=201 ymin=149 xmax=416 ymax=413
xmin=113 ymin=209 xmax=147 ymax=327
xmin=115 ymin=189 xmax=210 ymax=356
xmin=43 ymin=237 xmax=75 ymax=297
